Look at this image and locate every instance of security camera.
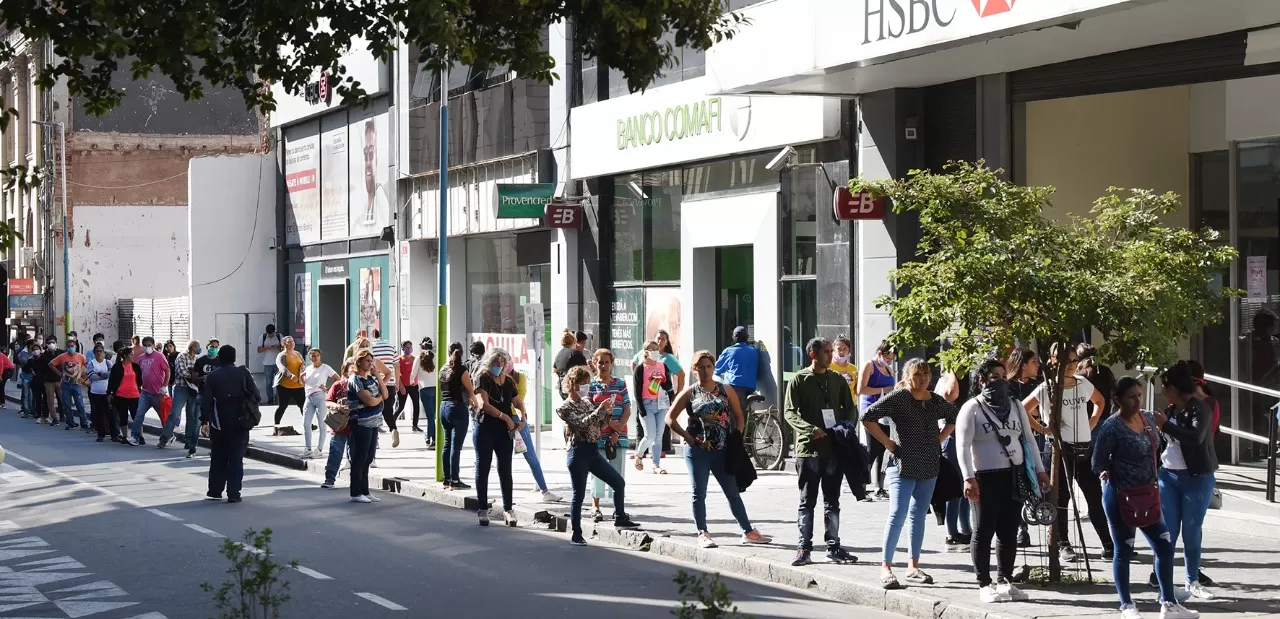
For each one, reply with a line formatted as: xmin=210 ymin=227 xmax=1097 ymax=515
xmin=765 ymin=146 xmax=798 ymax=173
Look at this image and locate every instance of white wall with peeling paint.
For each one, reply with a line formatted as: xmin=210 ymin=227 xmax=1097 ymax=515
xmin=67 ymin=205 xmax=190 ymax=342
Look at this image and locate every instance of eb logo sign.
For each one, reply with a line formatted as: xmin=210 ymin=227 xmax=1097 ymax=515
xmin=545 ymin=203 xmax=583 ymax=229
xmin=832 ymin=187 xmax=886 ymax=221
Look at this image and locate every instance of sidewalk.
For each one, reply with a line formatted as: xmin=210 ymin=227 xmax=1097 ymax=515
xmin=10 ymin=383 xmax=1280 ymax=619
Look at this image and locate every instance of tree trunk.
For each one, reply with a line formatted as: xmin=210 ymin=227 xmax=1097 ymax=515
xmin=1045 ymin=340 xmax=1070 ymax=582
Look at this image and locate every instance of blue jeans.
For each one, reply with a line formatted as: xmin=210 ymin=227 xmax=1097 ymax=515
xmin=568 ymin=443 xmax=626 ymax=534
xmin=1159 ymin=468 xmax=1215 ymax=584
xmin=263 ymin=366 xmax=277 ymax=403
xmin=162 ymin=386 xmax=198 ymax=443
xmin=1102 ymin=481 xmax=1177 ymax=605
xmin=941 ymin=436 xmax=971 ymax=537
xmin=348 ymin=424 xmax=378 ymax=497
xmin=303 ymin=391 xmax=326 ymax=451
xmin=60 ymin=383 xmax=89 ymax=428
xmin=324 ymin=433 xmax=350 ymax=485
xmin=129 ymin=391 xmax=165 ymax=439
xmin=882 ymin=465 xmax=937 ymax=564
xmin=635 ymin=400 xmax=664 ymax=467
xmin=686 ymin=446 xmax=754 ymax=534
xmin=420 ymin=386 xmax=437 ymax=442
xmin=518 ymin=417 xmax=548 ymax=492
xmin=439 ymin=401 xmax=469 ymax=483
xmin=20 ymin=374 xmax=34 ymax=414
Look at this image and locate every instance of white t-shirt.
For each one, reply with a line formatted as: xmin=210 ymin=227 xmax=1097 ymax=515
xmin=417 ymin=367 xmax=436 ymax=390
xmin=1162 ymin=437 xmax=1188 ymax=470
xmin=302 ymin=363 xmax=338 ymax=396
xmin=1032 ymin=376 xmax=1097 ymax=444
xmin=86 ymin=358 xmax=112 ymax=395
xmin=261 ymin=333 xmax=281 ymax=367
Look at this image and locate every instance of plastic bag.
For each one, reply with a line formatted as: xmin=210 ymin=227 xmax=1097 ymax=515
xmin=159 ymin=395 xmax=174 ymax=427
xmin=512 ymin=431 xmax=528 ymax=455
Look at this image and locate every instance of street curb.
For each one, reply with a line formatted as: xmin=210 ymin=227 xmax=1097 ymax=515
xmin=6 ymin=391 xmax=1037 ymax=619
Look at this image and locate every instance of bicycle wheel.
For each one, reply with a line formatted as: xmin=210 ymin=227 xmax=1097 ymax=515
xmin=750 ymin=411 xmax=786 ymax=470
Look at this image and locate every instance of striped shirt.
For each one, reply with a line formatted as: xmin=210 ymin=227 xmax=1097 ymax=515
xmin=370 ymin=339 xmax=398 ymax=385
xmin=346 ymin=374 xmax=385 ymax=427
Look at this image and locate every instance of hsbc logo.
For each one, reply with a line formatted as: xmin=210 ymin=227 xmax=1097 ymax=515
xmin=865 ymin=0 xmax=1017 ymax=44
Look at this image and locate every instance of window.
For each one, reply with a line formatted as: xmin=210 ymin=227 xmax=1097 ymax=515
xmin=466 ymin=236 xmax=528 ymax=334
xmin=611 ymin=169 xmax=683 ymax=283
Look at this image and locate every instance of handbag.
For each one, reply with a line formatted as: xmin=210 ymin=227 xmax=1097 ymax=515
xmin=1117 ymin=415 xmax=1162 ymax=529
xmin=324 ymin=400 xmax=350 ymax=432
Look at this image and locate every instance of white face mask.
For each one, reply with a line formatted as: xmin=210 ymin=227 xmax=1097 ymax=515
xmin=577 ymin=385 xmax=590 ymax=399
xmin=647 ymin=350 xmax=661 ymax=362
xmin=144 ymin=346 xmax=154 ymax=354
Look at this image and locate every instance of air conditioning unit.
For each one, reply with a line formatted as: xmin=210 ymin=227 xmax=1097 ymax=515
xmin=20 ymin=247 xmax=35 ymax=264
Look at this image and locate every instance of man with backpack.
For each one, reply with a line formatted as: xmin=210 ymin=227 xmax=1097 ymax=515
xmin=200 ymin=346 xmax=261 ymax=503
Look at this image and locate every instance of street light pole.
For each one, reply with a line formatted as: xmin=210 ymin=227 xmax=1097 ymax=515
xmin=32 ymin=120 xmax=69 ymax=341
xmin=434 ymin=58 xmax=450 ymax=483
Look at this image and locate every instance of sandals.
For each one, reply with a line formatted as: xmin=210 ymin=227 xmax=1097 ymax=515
xmin=881 ymin=571 xmax=901 ymax=590
xmin=904 ymin=569 xmax=934 ymax=585
xmin=634 ymin=459 xmax=644 ymax=471
xmin=651 ymin=467 xmax=667 ymax=475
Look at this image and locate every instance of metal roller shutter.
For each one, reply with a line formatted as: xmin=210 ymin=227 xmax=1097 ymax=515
xmin=923 ymin=79 xmax=978 ymax=172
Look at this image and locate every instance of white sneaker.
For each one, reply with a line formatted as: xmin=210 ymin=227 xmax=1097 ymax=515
xmin=697 ymin=532 xmax=717 ymax=549
xmin=351 ymin=496 xmax=373 ymax=504
xmin=978 ymin=585 xmax=1007 ymax=603
xmin=1120 ymin=603 xmax=1144 ymax=619
xmin=1184 ymin=582 xmax=1215 ymax=600
xmin=996 ymin=579 xmax=1029 ymax=601
xmin=1159 ymin=602 xmax=1199 ymax=619
xmin=363 ymin=494 xmax=381 ymax=503
xmin=370 ymin=459 xmax=378 ymax=468
xmin=300 ymin=449 xmax=314 ymax=458
xmin=540 ymin=489 xmax=562 ymax=503
xmin=1172 ymin=587 xmax=1192 ymax=603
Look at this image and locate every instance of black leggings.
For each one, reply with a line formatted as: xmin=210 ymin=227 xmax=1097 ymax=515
xmin=90 ymin=393 xmax=118 ymax=439
xmin=474 ymin=420 xmax=514 ymax=511
xmin=112 ymin=396 xmax=138 ymax=431
xmin=867 ymin=423 xmax=890 ymax=489
xmin=1058 ymin=443 xmax=1113 ymax=552
xmin=396 ymin=385 xmax=421 ymax=426
xmin=274 ymin=386 xmax=305 ymax=425
xmin=972 ymin=468 xmax=1023 ymax=587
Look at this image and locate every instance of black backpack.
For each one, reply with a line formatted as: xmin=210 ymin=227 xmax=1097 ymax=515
xmin=236 ymin=367 xmax=262 ymax=430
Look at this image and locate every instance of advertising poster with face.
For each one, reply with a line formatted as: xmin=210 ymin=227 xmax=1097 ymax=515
xmin=359 ymin=267 xmax=382 ymax=337
xmin=283 ymin=130 xmax=320 ymax=245
xmin=644 ymin=287 xmax=683 ymax=360
xmin=293 ymin=273 xmax=311 ymax=346
xmin=349 ymin=107 xmax=390 ymax=238
xmin=320 ymin=120 xmax=350 ymax=240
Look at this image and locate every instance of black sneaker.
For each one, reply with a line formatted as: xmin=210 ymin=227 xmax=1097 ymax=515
xmin=1017 ymin=530 xmax=1032 ymax=547
xmin=186 ymin=451 xmax=196 ymax=459
xmin=875 ymin=489 xmax=890 ymax=500
xmin=791 ymin=550 xmax=812 ymax=566
xmin=1197 ymin=570 xmax=1216 ymax=586
xmin=95 ymin=437 xmax=104 ymax=443
xmin=1148 ymin=570 xmax=1159 ymax=588
xmin=320 ymin=481 xmax=335 ymax=489
xmin=570 ymin=534 xmax=588 ymax=547
xmin=592 ymin=510 xmax=604 ymax=523
xmin=158 ymin=437 xmax=172 ymax=449
xmin=826 ymin=547 xmax=858 ymax=564
xmin=960 ymin=533 xmax=973 ymax=545
xmin=946 ymin=535 xmax=969 ymax=547
xmin=204 ymin=492 xmax=222 ymax=501
xmin=451 ymin=481 xmax=471 ymax=490
xmin=614 ymin=515 xmax=640 ymax=529
xmin=227 ymin=496 xmax=242 ymax=504
xmin=1102 ymin=547 xmax=1114 ymax=561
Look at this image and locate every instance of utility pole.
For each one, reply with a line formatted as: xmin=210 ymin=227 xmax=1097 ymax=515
xmin=434 ymin=58 xmax=449 ymax=483
xmin=31 ymin=120 xmax=68 ymax=341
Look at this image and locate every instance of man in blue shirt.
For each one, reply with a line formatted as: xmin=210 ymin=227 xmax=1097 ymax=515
xmin=715 ymin=326 xmax=759 ymax=406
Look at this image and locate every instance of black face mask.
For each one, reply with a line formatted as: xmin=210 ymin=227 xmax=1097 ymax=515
xmin=982 ymin=378 xmax=1009 ymax=404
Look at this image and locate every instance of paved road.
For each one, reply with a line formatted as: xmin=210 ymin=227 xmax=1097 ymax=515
xmin=0 ymin=414 xmax=907 ymax=619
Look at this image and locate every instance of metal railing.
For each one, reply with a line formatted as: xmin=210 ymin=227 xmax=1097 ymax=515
xmin=1142 ymin=368 xmax=1278 ymax=503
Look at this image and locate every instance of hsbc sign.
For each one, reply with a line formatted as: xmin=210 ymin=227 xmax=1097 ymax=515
xmin=865 ymin=0 xmax=1016 ymax=44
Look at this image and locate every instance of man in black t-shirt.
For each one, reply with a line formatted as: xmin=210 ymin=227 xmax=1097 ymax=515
xmin=552 ymin=330 xmax=589 ymax=399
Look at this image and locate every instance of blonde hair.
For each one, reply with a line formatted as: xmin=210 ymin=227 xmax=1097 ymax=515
xmin=691 ymin=350 xmax=716 ymax=381
xmin=901 ymin=358 xmax=932 ymax=391
xmin=562 ymin=366 xmax=591 ymax=395
xmin=591 ymin=348 xmax=614 ymax=365
xmin=560 ymin=328 xmax=577 ymax=348
xmin=354 ymin=349 xmax=375 ymax=371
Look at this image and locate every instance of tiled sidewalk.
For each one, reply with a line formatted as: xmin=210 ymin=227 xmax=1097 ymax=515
xmin=9 ymin=383 xmax=1279 ymax=619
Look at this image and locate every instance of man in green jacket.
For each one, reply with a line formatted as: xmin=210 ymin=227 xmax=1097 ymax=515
xmin=783 ymin=336 xmax=859 ymax=567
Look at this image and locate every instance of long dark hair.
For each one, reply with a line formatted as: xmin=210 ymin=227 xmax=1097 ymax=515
xmin=419 ymin=348 xmax=436 ymax=373
xmin=440 ymin=343 xmax=465 ymax=381
xmin=1006 ymin=348 xmax=1038 ymax=383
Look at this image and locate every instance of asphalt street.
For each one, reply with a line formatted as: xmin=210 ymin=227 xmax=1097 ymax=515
xmin=0 ymin=412 xmax=907 ymax=619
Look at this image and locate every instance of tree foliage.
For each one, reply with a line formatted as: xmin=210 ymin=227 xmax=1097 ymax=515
xmin=852 ymin=161 xmax=1238 ymax=375
xmin=201 ymin=529 xmax=297 ymax=619
xmin=0 ymin=0 xmax=745 ymax=118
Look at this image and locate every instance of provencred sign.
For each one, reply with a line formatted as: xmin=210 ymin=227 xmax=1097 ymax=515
xmin=496 ymin=183 xmax=555 ymax=219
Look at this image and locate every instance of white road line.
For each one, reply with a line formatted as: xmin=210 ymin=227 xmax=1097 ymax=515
xmin=354 ymin=592 xmax=407 ymax=611
xmin=1 ymin=449 xmax=144 ymax=507
xmin=184 ymin=524 xmax=225 ymax=539
xmin=145 ymin=509 xmax=183 ymax=522
xmin=235 ymin=542 xmax=265 ymax=556
xmin=294 ymin=565 xmax=333 ymax=580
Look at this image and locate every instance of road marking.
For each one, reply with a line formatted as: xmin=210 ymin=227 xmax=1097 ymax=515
xmin=294 ymin=565 xmax=333 ymax=580
xmin=1 ymin=449 xmax=143 ymax=507
xmin=354 ymin=592 xmax=407 ymax=611
xmin=235 ymin=542 xmax=265 ymax=556
xmin=145 ymin=509 xmax=183 ymax=522
xmin=183 ymin=524 xmax=225 ymax=539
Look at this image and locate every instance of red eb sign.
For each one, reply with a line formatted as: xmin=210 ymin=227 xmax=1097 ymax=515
xmin=833 ymin=187 xmax=886 ymax=220
xmin=545 ymin=202 xmax=582 ymax=229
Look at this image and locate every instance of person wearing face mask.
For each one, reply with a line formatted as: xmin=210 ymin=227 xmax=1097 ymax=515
xmin=50 ymin=340 xmax=90 ymax=431
xmin=552 ymin=329 xmax=589 ymax=400
xmin=714 ymin=326 xmax=760 ymax=408
xmin=587 ymin=349 xmax=631 ymax=523
xmin=956 ymin=359 xmax=1049 ymax=604
xmin=558 ymin=366 xmax=639 ymax=545
xmin=35 ymin=338 xmax=64 ymax=426
xmin=472 ymin=348 xmax=522 ymax=526
xmin=160 ymin=340 xmax=203 ymax=449
xmin=127 ymin=336 xmax=171 ymax=446
xmin=858 ymin=341 xmax=897 ymax=499
xmin=92 ymin=334 xmax=114 ymax=363
xmin=633 ymin=339 xmax=673 ymax=474
xmin=506 ymin=362 xmax=561 ymax=503
xmin=438 ymin=343 xmax=475 ymax=490
xmin=828 ymin=335 xmax=860 ymax=404
xmin=17 ymin=341 xmax=35 ymax=418
xmin=86 ymin=344 xmax=118 ymax=442
xmin=394 ymin=341 xmax=421 ymax=433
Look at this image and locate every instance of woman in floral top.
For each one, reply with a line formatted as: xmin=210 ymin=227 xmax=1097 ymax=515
xmin=586 ymin=349 xmax=631 ymax=522
xmin=668 ymin=350 xmax=771 ymax=549
xmin=558 ymin=366 xmax=639 ymax=545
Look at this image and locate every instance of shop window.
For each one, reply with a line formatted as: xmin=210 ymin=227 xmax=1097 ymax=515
xmin=781 ymin=280 xmax=816 ymax=378
xmin=1234 ymin=141 xmax=1280 ymax=461
xmin=782 ymin=167 xmax=819 ymax=276
xmin=466 ymin=236 xmax=529 ymax=334
xmin=611 ymin=169 xmax=683 ymax=284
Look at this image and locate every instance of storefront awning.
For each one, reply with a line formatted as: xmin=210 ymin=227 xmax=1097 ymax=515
xmin=707 ymin=0 xmax=1280 ymax=96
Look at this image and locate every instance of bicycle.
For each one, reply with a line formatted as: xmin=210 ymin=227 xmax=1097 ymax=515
xmin=743 ymin=393 xmax=790 ymax=470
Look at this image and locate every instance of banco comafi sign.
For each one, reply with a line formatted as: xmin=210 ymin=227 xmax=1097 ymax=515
xmin=616 ymin=98 xmax=723 ymax=150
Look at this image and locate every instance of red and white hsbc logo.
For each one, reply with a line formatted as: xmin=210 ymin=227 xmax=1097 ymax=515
xmin=833 ymin=188 xmax=887 ymax=221
xmin=864 ymin=0 xmax=1017 ymax=44
xmin=545 ymin=203 xmax=583 ymax=229
xmin=973 ymin=0 xmax=1015 ymax=17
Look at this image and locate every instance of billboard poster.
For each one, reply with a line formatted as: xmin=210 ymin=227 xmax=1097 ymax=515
xmin=610 ymin=288 xmax=644 ymax=375
xmin=358 ymin=267 xmax=382 ymax=337
xmin=320 ymin=124 xmax=350 ymax=240
xmin=293 ymin=273 xmax=311 ymax=346
xmin=644 ymin=287 xmax=683 ymax=360
xmin=283 ymin=133 xmax=320 ymax=245
xmin=349 ymin=109 xmax=390 ymax=238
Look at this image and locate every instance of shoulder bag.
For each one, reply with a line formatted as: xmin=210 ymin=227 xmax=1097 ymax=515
xmin=976 ymin=400 xmax=1033 ymax=503
xmin=1117 ymin=415 xmax=1162 ymax=529
xmin=237 ymin=367 xmax=263 ymax=430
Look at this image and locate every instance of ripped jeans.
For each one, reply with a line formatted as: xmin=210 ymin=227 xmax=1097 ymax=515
xmin=1101 ymin=481 xmax=1177 ymax=606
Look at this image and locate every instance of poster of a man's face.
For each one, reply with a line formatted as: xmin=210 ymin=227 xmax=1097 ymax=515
xmin=364 ymin=120 xmax=377 ymax=222
xmin=359 ymin=267 xmax=381 ymax=337
xmin=293 ymin=273 xmax=310 ymax=345
xmin=349 ymin=108 xmax=388 ymax=236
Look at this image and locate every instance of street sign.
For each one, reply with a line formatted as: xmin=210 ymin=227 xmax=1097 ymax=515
xmin=8 ymin=279 xmax=34 ymax=295
xmin=496 ymin=183 xmax=555 ymax=219
xmin=833 ymin=187 xmax=887 ymax=220
xmin=523 ymin=303 xmax=544 ymax=354
xmin=9 ymin=294 xmax=42 ymax=311
xmin=544 ymin=202 xmax=583 ymax=229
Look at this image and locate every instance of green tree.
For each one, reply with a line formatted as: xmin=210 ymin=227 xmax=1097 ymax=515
xmin=852 ymin=161 xmax=1238 ymax=580
xmin=202 ymin=529 xmax=297 ymax=619
xmin=672 ymin=570 xmax=752 ymax=619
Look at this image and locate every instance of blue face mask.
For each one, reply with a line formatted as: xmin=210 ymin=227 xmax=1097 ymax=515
xmin=490 ymin=364 xmax=504 ymax=376
xmin=67 ymin=345 xmax=77 ymax=354
xmin=207 ymin=347 xmax=219 ymax=358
